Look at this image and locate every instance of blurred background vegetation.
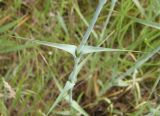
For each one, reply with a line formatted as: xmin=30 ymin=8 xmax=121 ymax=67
xmin=0 ymin=0 xmax=160 ymax=115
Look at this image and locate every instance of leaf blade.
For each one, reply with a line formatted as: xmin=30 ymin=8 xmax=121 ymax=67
xmin=53 ymin=77 xmax=88 ymax=116
xmin=129 ymin=16 xmax=160 ymax=30
xmin=33 ymin=40 xmax=77 ymax=57
xmin=0 ymin=18 xmax=23 ymax=33
xmin=132 ymin=0 xmax=146 ymax=16
xmin=0 ymin=38 xmax=35 ymax=53
xmin=82 ymin=46 xmax=141 ymax=54
xmin=100 ymin=46 xmax=160 ymax=95
xmin=47 ymin=81 xmax=75 ymax=115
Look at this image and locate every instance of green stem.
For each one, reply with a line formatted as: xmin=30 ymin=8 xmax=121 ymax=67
xmin=77 ymin=0 xmax=106 ymax=54
xmin=68 ymin=0 xmax=106 ymax=107
xmin=68 ymin=57 xmax=80 ymax=104
xmin=46 ymin=0 xmax=107 ymax=115
xmin=100 ymin=0 xmax=117 ymax=40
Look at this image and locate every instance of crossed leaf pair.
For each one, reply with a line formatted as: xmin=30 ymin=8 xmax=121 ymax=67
xmin=34 ymin=40 xmax=140 ymax=58
xmin=34 ymin=40 xmax=141 ymax=115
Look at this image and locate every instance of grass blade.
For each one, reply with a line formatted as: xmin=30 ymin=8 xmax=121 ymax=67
xmin=52 ymin=76 xmax=88 ymax=116
xmin=57 ymin=11 xmax=69 ymax=38
xmin=0 ymin=38 xmax=35 ymax=53
xmin=0 ymin=18 xmax=22 ymax=33
xmin=0 ymin=100 xmax=8 ymax=116
xmin=119 ymin=46 xmax=160 ymax=80
xmin=129 ymin=16 xmax=160 ymax=30
xmin=81 ymin=45 xmax=142 ymax=54
xmin=100 ymin=0 xmax=117 ymax=40
xmin=78 ymin=0 xmax=106 ymax=52
xmin=132 ymin=0 xmax=146 ymax=16
xmin=73 ymin=1 xmax=98 ymax=39
xmin=47 ymin=81 xmax=75 ymax=115
xmin=33 ymin=40 xmax=77 ymax=57
xmin=100 ymin=46 xmax=160 ymax=95
xmin=148 ymin=74 xmax=160 ymax=100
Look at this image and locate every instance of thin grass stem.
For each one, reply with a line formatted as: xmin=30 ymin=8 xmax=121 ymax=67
xmin=77 ymin=0 xmax=106 ymax=54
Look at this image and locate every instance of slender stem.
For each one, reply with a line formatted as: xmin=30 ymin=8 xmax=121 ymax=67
xmin=68 ymin=57 xmax=80 ymax=104
xmin=69 ymin=58 xmax=80 ymax=83
xmin=68 ymin=0 xmax=106 ymax=107
xmin=69 ymin=1 xmax=107 ymax=103
xmin=77 ymin=0 xmax=106 ymax=54
xmin=100 ymin=0 xmax=117 ymax=40
xmin=47 ymin=0 xmax=107 ymax=115
xmin=69 ymin=88 xmax=73 ymax=105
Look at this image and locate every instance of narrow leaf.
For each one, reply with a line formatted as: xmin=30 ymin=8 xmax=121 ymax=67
xmin=81 ymin=46 xmax=141 ymax=54
xmin=129 ymin=16 xmax=160 ymax=30
xmin=57 ymin=12 xmax=69 ymax=37
xmin=132 ymin=0 xmax=146 ymax=16
xmin=118 ymin=46 xmax=160 ymax=80
xmin=0 ymin=18 xmax=22 ymax=33
xmin=100 ymin=0 xmax=117 ymax=40
xmin=0 ymin=100 xmax=8 ymax=116
xmin=0 ymin=38 xmax=35 ymax=53
xmin=100 ymin=46 xmax=160 ymax=95
xmin=148 ymin=74 xmax=160 ymax=99
xmin=47 ymin=81 xmax=75 ymax=116
xmin=33 ymin=40 xmax=77 ymax=57
xmin=53 ymin=77 xmax=88 ymax=116
xmin=73 ymin=1 xmax=98 ymax=39
xmin=78 ymin=0 xmax=106 ymax=52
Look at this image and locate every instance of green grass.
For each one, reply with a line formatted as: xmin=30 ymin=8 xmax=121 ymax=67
xmin=0 ymin=0 xmax=160 ymax=115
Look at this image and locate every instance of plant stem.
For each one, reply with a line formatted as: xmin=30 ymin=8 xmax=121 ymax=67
xmin=77 ymin=0 xmax=106 ymax=54
xmin=68 ymin=57 xmax=80 ymax=104
xmin=100 ymin=0 xmax=117 ymax=40
xmin=68 ymin=0 xmax=106 ymax=107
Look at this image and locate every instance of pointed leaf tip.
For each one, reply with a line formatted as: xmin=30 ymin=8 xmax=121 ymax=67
xmin=81 ymin=46 xmax=141 ymax=54
xmin=33 ymin=40 xmax=77 ymax=57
